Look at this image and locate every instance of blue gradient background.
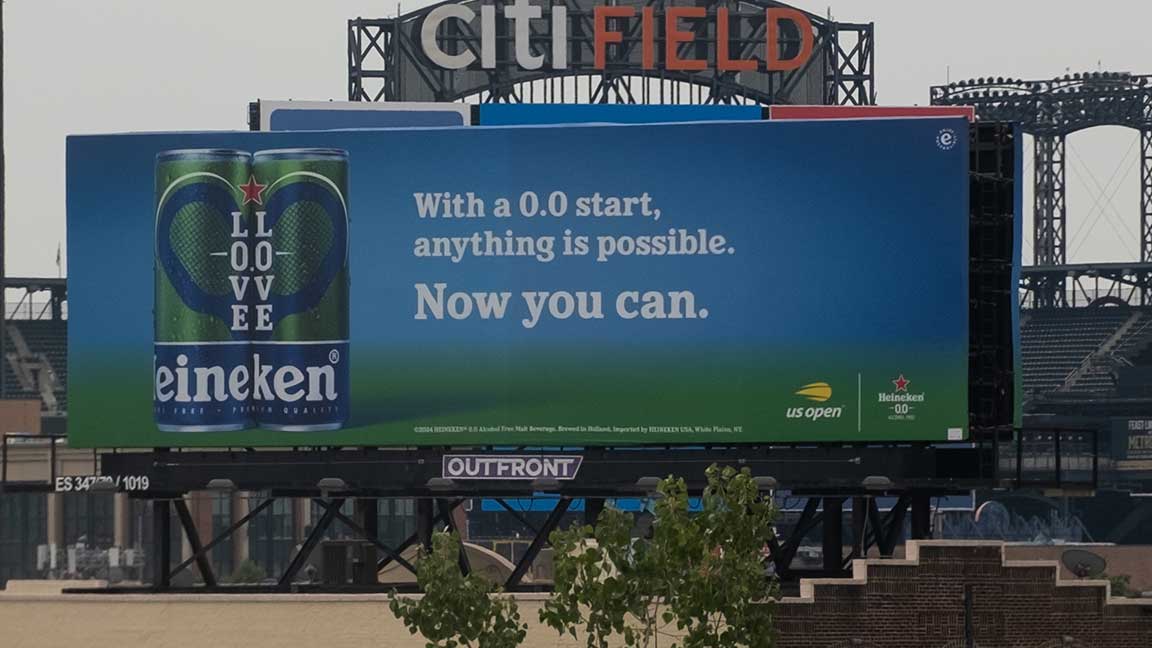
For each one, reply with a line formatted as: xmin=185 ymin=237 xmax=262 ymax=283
xmin=67 ymin=118 xmax=970 ymax=446
xmin=269 ymin=108 xmax=468 ymax=130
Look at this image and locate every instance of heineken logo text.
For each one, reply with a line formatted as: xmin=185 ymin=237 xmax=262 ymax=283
xmin=154 ymin=353 xmax=338 ymax=403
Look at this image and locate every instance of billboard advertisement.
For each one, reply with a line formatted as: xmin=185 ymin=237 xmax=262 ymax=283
xmin=67 ymin=118 xmax=969 ymax=448
xmin=257 ymin=101 xmax=471 ymax=131
xmin=1111 ymin=419 xmax=1152 ymax=460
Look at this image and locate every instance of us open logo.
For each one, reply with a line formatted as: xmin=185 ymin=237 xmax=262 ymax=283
xmin=442 ymin=454 xmax=583 ymax=480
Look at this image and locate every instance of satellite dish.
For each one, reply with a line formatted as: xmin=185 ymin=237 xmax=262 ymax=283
xmin=1061 ymin=549 xmax=1107 ymax=579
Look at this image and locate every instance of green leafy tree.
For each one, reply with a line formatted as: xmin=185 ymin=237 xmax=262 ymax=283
xmin=542 ymin=465 xmax=779 ymax=648
xmin=389 ymin=532 xmax=528 ymax=648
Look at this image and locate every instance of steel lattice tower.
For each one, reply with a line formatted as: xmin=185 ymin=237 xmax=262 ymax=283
xmin=932 ymin=72 xmax=1152 ymax=307
xmin=348 ymin=0 xmax=875 ymax=107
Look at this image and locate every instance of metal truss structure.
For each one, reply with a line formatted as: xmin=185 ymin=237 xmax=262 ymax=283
xmin=931 ymin=72 xmax=1152 ymax=307
xmin=347 ymin=0 xmax=874 ymax=106
xmin=36 ymin=431 xmax=1090 ymax=594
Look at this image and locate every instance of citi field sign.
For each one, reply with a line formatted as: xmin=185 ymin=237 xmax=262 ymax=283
xmin=419 ymin=0 xmax=815 ymax=72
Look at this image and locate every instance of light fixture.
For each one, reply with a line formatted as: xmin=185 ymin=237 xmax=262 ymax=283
xmin=754 ymin=476 xmax=778 ymax=492
xmin=426 ymin=477 xmax=455 ymax=492
xmin=317 ymin=477 xmax=348 ymax=492
xmin=206 ymin=478 xmax=237 ymax=492
xmin=862 ymin=475 xmax=893 ymax=491
xmin=531 ymin=477 xmax=561 ymax=492
xmin=635 ymin=476 xmax=662 ymax=497
xmin=635 ymin=476 xmax=661 ymax=490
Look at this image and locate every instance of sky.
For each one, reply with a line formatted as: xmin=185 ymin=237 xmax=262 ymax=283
xmin=4 ymin=0 xmax=1150 ymax=277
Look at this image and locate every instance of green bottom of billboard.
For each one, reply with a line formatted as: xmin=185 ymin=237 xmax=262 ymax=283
xmin=69 ymin=346 xmax=966 ymax=448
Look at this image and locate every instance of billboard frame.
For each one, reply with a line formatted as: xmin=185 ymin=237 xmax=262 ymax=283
xmin=58 ymin=117 xmax=1029 ymax=595
xmin=249 ymin=99 xmax=473 ymax=131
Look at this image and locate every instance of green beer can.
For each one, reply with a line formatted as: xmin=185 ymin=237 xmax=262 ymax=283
xmin=251 ymin=148 xmax=350 ymax=431
xmin=154 ymin=149 xmax=254 ymax=432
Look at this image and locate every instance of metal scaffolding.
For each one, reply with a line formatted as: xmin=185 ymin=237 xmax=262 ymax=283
xmin=932 ymin=72 xmax=1152 ymax=307
xmin=348 ymin=0 xmax=875 ymax=106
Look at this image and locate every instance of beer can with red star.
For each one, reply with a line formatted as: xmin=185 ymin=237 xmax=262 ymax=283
xmin=153 ymin=149 xmax=256 ymax=432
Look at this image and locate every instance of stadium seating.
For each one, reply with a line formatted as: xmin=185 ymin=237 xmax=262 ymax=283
xmin=2 ymin=319 xmax=67 ymax=412
xmin=1020 ymin=306 xmax=1152 ymax=395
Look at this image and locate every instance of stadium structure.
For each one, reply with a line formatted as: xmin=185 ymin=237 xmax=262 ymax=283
xmin=0 ymin=0 xmax=1150 ymax=595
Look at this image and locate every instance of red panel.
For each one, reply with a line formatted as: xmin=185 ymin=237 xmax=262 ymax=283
xmin=768 ymin=105 xmax=976 ymax=122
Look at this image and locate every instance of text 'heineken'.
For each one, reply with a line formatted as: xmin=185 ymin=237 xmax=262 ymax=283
xmin=153 ymin=148 xmax=350 ymax=432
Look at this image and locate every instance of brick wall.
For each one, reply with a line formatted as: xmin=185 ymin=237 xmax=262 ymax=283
xmin=1 ymin=541 xmax=1149 ymax=647
xmin=776 ymin=540 xmax=1152 ymax=648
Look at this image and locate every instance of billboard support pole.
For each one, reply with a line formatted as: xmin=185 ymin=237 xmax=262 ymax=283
xmin=849 ymin=496 xmax=867 ymax=558
xmin=584 ymin=497 xmax=605 ymax=527
xmin=151 ymin=499 xmax=171 ymax=590
xmin=909 ymin=494 xmax=932 ymax=540
xmin=415 ymin=498 xmax=434 ymax=552
xmin=821 ymin=497 xmax=844 ymax=573
xmin=877 ymin=495 xmax=910 ymax=557
xmin=354 ymin=498 xmax=379 ymax=584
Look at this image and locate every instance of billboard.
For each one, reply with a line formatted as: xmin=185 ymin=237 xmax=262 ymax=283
xmin=67 ymin=118 xmax=969 ymax=448
xmin=1112 ymin=419 xmax=1152 ymax=460
xmin=256 ymin=101 xmax=471 ymax=131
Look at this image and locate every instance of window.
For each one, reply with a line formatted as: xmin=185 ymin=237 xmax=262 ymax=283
xmin=0 ymin=493 xmax=47 ymax=587
xmin=248 ymin=495 xmax=297 ymax=578
xmin=210 ymin=494 xmax=234 ymax=579
xmin=61 ymin=492 xmax=114 ymax=547
xmin=379 ymin=498 xmax=416 ymax=548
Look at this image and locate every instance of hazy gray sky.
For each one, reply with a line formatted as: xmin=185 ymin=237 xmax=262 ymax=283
xmin=4 ymin=0 xmax=1149 ymax=277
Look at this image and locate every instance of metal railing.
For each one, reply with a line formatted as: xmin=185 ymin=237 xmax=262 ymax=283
xmin=995 ymin=428 xmax=1099 ymax=490
xmin=4 ymin=299 xmax=67 ymax=320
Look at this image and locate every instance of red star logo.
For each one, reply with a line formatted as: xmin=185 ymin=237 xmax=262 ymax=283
xmin=238 ymin=176 xmax=266 ymax=205
xmin=893 ymin=374 xmax=910 ymax=392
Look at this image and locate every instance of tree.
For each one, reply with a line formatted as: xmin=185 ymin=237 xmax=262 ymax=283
xmin=389 ymin=532 xmax=528 ymax=648
xmin=541 ymin=465 xmax=779 ymax=648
